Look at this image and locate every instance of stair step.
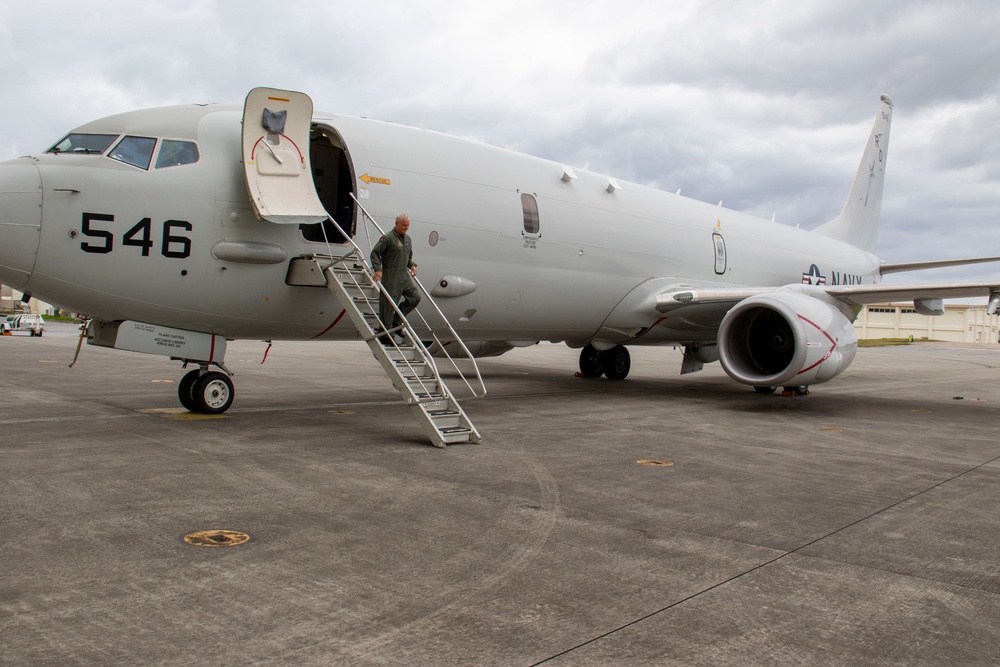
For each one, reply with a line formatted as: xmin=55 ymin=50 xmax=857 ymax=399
xmin=427 ymin=409 xmax=460 ymax=417
xmin=426 ymin=410 xmax=462 ymax=428
xmin=330 ymin=267 xmax=367 ymax=278
xmin=439 ymin=427 xmax=475 ymax=444
xmin=324 ymin=259 xmax=480 ymax=448
xmin=387 ymin=349 xmax=421 ymax=361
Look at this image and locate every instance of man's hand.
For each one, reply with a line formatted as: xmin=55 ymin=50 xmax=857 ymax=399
xmin=373 ymin=271 xmax=382 ymax=282
xmin=409 ymin=265 xmax=418 ymax=277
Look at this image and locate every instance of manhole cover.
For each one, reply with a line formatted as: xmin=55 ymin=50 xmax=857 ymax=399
xmin=183 ymin=530 xmax=250 ymax=547
xmin=637 ymin=459 xmax=673 ymax=467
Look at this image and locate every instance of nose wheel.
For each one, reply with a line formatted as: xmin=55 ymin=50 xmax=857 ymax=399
xmin=178 ymin=368 xmax=236 ymax=414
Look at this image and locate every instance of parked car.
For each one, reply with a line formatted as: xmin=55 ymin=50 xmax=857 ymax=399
xmin=3 ymin=314 xmax=45 ymax=336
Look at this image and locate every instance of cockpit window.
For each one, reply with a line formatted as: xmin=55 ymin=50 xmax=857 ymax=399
xmin=109 ymin=135 xmax=157 ymax=169
xmin=47 ymin=133 xmax=119 ymax=155
xmin=155 ymin=140 xmax=199 ymax=169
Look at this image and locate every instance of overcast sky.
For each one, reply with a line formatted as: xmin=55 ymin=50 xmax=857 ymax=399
xmin=2 ymin=0 xmax=998 ymax=284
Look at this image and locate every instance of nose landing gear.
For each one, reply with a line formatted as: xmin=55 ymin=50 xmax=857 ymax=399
xmin=178 ymin=364 xmax=235 ymax=414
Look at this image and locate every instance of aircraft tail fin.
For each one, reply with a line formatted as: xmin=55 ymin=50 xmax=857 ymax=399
xmin=813 ymin=95 xmax=894 ymax=253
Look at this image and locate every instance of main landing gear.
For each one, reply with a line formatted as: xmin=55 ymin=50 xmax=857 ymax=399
xmin=178 ymin=365 xmax=235 ymax=414
xmin=579 ymin=344 xmax=631 ymax=380
xmin=753 ymin=385 xmax=810 ymax=396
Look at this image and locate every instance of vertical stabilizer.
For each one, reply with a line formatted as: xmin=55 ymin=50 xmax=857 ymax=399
xmin=814 ymin=95 xmax=893 ymax=252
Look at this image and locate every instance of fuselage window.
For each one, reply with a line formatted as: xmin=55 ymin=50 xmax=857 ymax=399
xmin=109 ymin=136 xmax=157 ymax=170
xmin=47 ymin=133 xmax=119 ymax=155
xmin=155 ymin=140 xmax=199 ymax=168
xmin=521 ymin=193 xmax=539 ymax=234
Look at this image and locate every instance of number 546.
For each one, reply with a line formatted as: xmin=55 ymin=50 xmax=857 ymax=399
xmin=80 ymin=212 xmax=192 ymax=259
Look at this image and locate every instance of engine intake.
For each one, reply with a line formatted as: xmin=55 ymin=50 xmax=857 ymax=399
xmin=718 ymin=290 xmax=857 ymax=386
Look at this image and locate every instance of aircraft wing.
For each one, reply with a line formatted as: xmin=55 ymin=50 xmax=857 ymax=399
xmin=822 ymin=282 xmax=1000 ymax=308
xmin=656 ymin=282 xmax=1000 ymax=314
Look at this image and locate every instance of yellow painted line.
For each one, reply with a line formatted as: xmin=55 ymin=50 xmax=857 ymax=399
xmin=150 ymin=379 xmax=175 ymax=383
xmin=137 ymin=408 xmax=229 ymax=420
xmin=637 ymin=459 xmax=673 ymax=467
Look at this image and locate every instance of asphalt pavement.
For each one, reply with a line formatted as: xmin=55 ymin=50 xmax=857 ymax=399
xmin=2 ymin=323 xmax=999 ymax=665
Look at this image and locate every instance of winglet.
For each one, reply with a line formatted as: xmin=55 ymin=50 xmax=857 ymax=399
xmin=813 ymin=95 xmax=894 ymax=253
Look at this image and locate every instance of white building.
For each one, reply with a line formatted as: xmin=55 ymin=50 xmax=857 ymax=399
xmin=0 ymin=283 xmax=55 ymax=316
xmin=857 ymin=303 xmax=999 ymax=344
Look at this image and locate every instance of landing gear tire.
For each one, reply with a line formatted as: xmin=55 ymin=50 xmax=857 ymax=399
xmin=178 ymin=369 xmax=202 ymax=412
xmin=194 ymin=371 xmax=235 ymax=414
xmin=754 ymin=386 xmax=777 ymax=394
xmin=579 ymin=344 xmax=604 ymax=377
xmin=783 ymin=385 xmax=809 ymax=396
xmin=603 ymin=345 xmax=631 ymax=380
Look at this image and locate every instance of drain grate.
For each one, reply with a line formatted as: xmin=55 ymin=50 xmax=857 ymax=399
xmin=183 ymin=530 xmax=250 ymax=547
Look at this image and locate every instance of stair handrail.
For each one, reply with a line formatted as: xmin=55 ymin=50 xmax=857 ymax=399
xmin=323 ymin=197 xmax=485 ymax=399
xmin=348 ymin=196 xmax=486 ymax=398
xmin=323 ymin=257 xmax=445 ymax=401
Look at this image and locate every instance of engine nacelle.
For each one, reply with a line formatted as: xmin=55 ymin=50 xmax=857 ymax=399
xmin=423 ymin=340 xmax=515 ymax=358
xmin=717 ymin=290 xmax=858 ymax=387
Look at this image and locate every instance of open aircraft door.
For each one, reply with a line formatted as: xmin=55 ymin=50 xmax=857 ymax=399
xmin=241 ymin=87 xmax=328 ymax=225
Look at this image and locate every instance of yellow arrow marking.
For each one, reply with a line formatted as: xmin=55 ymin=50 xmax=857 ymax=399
xmin=360 ymin=173 xmax=391 ymax=185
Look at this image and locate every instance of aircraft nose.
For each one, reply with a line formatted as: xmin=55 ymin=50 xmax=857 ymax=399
xmin=0 ymin=158 xmax=42 ymax=290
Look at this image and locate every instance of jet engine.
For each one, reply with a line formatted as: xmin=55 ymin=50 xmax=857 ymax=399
xmin=717 ymin=290 xmax=858 ymax=387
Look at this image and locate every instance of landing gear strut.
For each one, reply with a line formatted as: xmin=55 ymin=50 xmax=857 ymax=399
xmin=578 ymin=344 xmax=631 ymax=380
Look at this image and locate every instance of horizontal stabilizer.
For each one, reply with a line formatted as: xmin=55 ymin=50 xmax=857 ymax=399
xmin=880 ymin=255 xmax=1000 ymax=275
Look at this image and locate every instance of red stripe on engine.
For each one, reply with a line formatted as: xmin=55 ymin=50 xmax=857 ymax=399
xmin=796 ymin=314 xmax=837 ymax=375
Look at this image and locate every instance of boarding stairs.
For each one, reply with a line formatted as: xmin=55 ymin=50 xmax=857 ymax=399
xmin=316 ymin=202 xmax=485 ymax=447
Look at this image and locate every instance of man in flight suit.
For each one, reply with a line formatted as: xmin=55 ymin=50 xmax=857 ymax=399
xmin=371 ymin=213 xmax=420 ymax=339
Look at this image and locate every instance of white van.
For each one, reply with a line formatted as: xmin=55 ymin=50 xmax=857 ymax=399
xmin=2 ymin=314 xmax=45 ymax=336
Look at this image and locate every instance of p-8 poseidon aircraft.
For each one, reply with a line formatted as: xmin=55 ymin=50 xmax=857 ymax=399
xmin=1 ymin=87 xmax=997 ymax=444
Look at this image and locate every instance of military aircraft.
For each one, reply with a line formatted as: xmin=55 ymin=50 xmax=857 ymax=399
xmin=1 ymin=87 xmax=998 ymax=429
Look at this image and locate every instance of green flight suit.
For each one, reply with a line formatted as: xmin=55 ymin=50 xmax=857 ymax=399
xmin=370 ymin=229 xmax=420 ymax=331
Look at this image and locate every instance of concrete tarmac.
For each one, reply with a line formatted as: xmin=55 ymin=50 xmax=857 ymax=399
xmin=2 ymin=323 xmax=1000 ymax=665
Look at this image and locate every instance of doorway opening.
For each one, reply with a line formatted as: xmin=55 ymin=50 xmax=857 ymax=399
xmin=303 ymin=125 xmax=356 ymax=245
